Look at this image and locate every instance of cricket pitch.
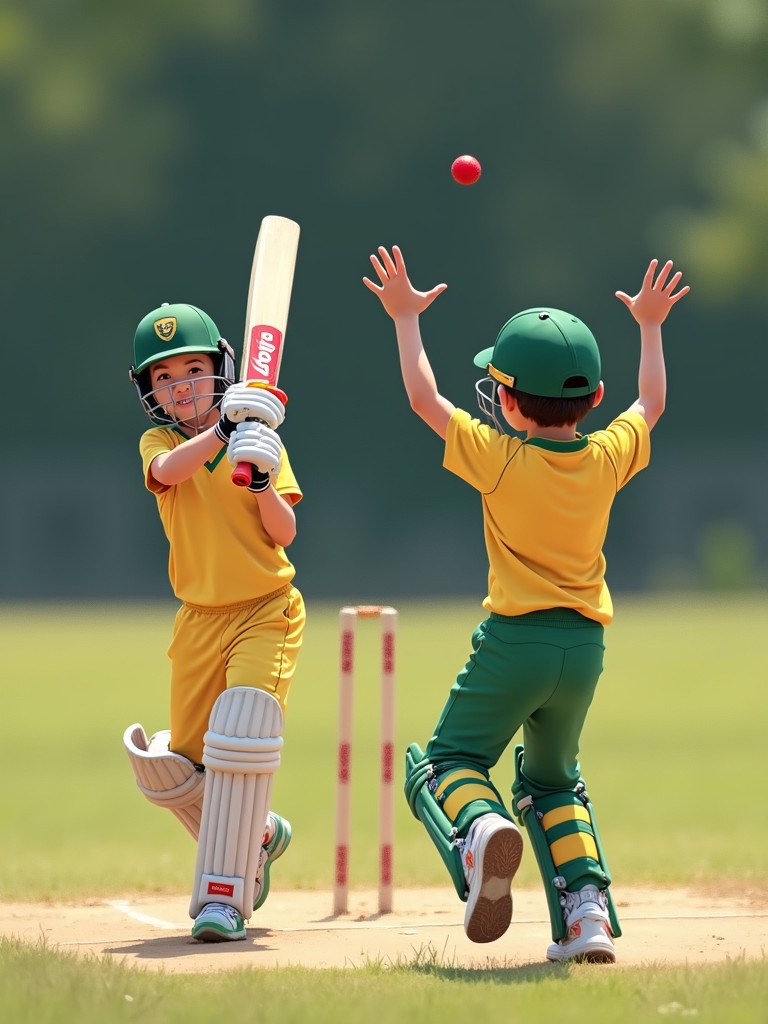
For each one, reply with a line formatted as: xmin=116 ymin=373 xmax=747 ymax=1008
xmin=1 ymin=884 xmax=765 ymax=972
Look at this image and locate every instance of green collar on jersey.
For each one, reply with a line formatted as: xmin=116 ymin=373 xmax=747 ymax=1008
xmin=204 ymin=447 xmax=228 ymax=471
xmin=524 ymin=434 xmax=589 ymax=452
xmin=172 ymin=426 xmax=228 ymax=472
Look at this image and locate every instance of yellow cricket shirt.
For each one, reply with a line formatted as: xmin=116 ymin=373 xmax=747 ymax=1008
xmin=140 ymin=427 xmax=301 ymax=607
xmin=444 ymin=409 xmax=650 ymax=624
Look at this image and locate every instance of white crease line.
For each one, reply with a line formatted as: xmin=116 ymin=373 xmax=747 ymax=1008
xmin=274 ymin=911 xmax=768 ymax=933
xmin=107 ymin=901 xmax=179 ymax=930
xmin=101 ymin=903 xmax=768 ymax=937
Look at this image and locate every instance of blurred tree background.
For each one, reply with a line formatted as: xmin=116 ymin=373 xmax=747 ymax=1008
xmin=1 ymin=0 xmax=766 ymax=601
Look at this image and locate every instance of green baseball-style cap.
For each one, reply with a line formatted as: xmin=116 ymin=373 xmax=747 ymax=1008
xmin=473 ymin=308 xmax=601 ymax=398
xmin=132 ymin=302 xmax=223 ymax=374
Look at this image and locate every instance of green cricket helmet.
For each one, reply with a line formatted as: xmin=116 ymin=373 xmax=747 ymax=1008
xmin=473 ymin=308 xmax=601 ymax=432
xmin=474 ymin=309 xmax=601 ymax=398
xmin=130 ymin=302 xmax=236 ymax=426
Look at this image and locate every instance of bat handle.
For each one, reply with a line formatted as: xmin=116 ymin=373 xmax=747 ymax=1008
xmin=231 ymin=462 xmax=254 ymax=488
xmin=229 ymin=386 xmax=288 ymax=488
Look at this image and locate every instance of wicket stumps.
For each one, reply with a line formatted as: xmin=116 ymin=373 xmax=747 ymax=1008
xmin=333 ymin=605 xmax=397 ymax=915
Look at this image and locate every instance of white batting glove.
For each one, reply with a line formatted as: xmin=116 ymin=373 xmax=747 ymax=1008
xmin=227 ymin=421 xmax=283 ymax=476
xmin=221 ymin=383 xmax=286 ymax=429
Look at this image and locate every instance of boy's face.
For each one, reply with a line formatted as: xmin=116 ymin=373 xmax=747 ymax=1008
xmin=148 ymin=352 xmax=218 ymax=428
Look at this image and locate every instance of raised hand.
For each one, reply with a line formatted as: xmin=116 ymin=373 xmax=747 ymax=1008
xmin=616 ymin=259 xmax=690 ymax=327
xmin=363 ymin=245 xmax=447 ymax=320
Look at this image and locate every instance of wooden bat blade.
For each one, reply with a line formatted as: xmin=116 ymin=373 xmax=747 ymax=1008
xmin=232 ymin=214 xmax=300 ymax=488
xmin=241 ymin=215 xmax=300 ymax=388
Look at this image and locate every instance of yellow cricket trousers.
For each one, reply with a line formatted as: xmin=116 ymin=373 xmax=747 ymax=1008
xmin=168 ymin=584 xmax=305 ymax=764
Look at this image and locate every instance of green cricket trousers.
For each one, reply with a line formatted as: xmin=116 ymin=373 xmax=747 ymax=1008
xmin=426 ymin=608 xmax=605 ymax=804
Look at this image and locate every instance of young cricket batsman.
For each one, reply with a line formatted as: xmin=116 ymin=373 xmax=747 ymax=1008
xmin=123 ymin=302 xmax=305 ymax=942
xmin=364 ymin=246 xmax=688 ymax=962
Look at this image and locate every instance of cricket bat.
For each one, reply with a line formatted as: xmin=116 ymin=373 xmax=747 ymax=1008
xmin=231 ymin=214 xmax=301 ymax=487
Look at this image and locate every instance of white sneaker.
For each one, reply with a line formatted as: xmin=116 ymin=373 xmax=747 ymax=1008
xmin=546 ymin=886 xmax=616 ymax=963
xmin=461 ymin=813 xmax=524 ymax=943
xmin=253 ymin=811 xmax=292 ymax=912
xmin=191 ymin=902 xmax=246 ymax=943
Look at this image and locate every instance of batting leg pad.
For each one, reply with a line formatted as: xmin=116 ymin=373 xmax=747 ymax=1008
xmin=511 ymin=744 xmax=621 ymax=941
xmin=123 ymin=724 xmax=205 ymax=840
xmin=190 ymin=687 xmax=283 ymax=920
xmin=404 ymin=743 xmax=469 ymax=901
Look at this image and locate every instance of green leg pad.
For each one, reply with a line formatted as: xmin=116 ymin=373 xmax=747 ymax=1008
xmin=404 ymin=743 xmax=468 ymax=901
xmin=511 ymin=744 xmax=622 ymax=941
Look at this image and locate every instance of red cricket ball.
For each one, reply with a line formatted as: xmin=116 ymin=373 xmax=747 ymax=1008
xmin=451 ymin=154 xmax=482 ymax=186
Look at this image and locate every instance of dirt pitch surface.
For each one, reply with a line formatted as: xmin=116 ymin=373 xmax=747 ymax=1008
xmin=2 ymin=885 xmax=766 ymax=972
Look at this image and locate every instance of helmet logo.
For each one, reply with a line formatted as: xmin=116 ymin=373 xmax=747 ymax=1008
xmin=153 ymin=317 xmax=177 ymax=341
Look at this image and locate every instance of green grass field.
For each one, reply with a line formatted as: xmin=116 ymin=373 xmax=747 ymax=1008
xmin=1 ymin=596 xmax=766 ymax=1022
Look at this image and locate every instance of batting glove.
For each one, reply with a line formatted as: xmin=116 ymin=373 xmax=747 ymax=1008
xmin=227 ymin=421 xmax=282 ymax=476
xmin=221 ymin=383 xmax=286 ymax=430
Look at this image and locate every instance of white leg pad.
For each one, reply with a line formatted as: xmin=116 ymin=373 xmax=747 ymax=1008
xmin=122 ymin=724 xmax=205 ymax=840
xmin=189 ymin=687 xmax=283 ymax=920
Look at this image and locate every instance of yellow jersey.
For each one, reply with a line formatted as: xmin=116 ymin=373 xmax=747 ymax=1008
xmin=140 ymin=427 xmax=301 ymax=607
xmin=444 ymin=409 xmax=650 ymax=624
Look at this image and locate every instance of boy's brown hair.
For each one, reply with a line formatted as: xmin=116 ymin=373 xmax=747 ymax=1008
xmin=504 ymin=383 xmax=598 ymax=428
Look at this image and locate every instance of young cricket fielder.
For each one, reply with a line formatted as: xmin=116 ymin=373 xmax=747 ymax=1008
xmin=123 ymin=302 xmax=305 ymax=942
xmin=364 ymin=247 xmax=688 ymax=962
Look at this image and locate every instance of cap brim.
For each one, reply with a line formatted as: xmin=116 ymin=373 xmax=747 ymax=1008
xmin=473 ymin=346 xmax=494 ymax=369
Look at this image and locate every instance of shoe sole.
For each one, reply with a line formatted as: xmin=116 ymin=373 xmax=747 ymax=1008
xmin=464 ymin=826 xmax=524 ymax=943
xmin=547 ymin=947 xmax=616 ymax=964
xmin=577 ymin=949 xmax=616 ymax=964
xmin=192 ymin=926 xmax=246 ymax=943
xmin=546 ymin=928 xmax=616 ymax=964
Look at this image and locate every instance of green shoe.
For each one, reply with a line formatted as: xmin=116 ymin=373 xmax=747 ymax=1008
xmin=253 ymin=811 xmax=292 ymax=912
xmin=191 ymin=902 xmax=246 ymax=942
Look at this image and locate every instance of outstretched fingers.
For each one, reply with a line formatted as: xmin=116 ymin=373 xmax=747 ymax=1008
xmin=379 ymin=245 xmax=401 ymax=277
xmin=642 ymin=257 xmax=660 ymax=291
xmin=652 ymin=260 xmax=690 ymax=308
xmin=616 ymin=257 xmax=689 ymax=325
xmin=651 ymin=258 xmax=670 ymax=290
xmin=651 ymin=259 xmax=690 ymax=299
xmin=362 ymin=261 xmax=384 ymax=294
xmin=663 ymin=270 xmax=690 ymax=306
xmin=362 ymin=246 xmax=400 ymax=293
xmin=363 ymin=244 xmax=447 ymax=316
